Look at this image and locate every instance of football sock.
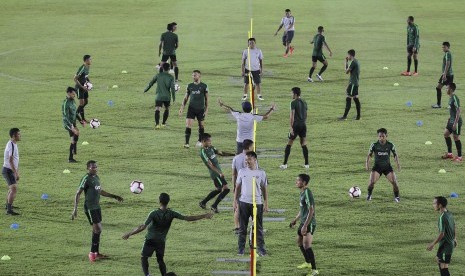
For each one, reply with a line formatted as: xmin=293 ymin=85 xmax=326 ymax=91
xmin=141 ymin=257 xmax=150 ymax=276
xmin=440 ymin=268 xmax=450 ymax=276
xmin=155 ymin=110 xmax=160 ymax=125
xmin=69 ymin=144 xmax=74 ymax=160
xmin=367 ymin=186 xmax=374 ymax=196
xmin=302 ymin=145 xmax=309 ymax=165
xmin=318 ymin=65 xmax=327 ymax=75
xmin=212 ymin=188 xmax=230 ymax=208
xmin=407 ymin=56 xmax=412 ymax=72
xmin=309 ymin=67 xmax=315 ymax=78
xmin=437 ymin=88 xmax=442 ymax=106
xmin=162 ymin=110 xmax=169 ymax=124
xmin=198 ymin=127 xmax=205 ymax=143
xmin=156 ymin=254 xmax=167 ymax=276
xmin=73 ymin=135 xmax=79 ymax=154
xmin=394 ymin=190 xmax=399 ymax=198
xmin=185 ymin=127 xmax=191 ymax=144
xmin=174 ymin=67 xmax=179 ymax=81
xmin=305 ymin=247 xmax=316 ymax=270
xmin=445 ymin=137 xmax=452 ymax=153
xmin=283 ymin=145 xmax=292 ymax=165
xmin=202 ymin=190 xmax=221 ymax=204
xmin=455 ymin=140 xmax=462 ymax=157
xmin=299 ymin=245 xmax=310 ymax=263
xmin=91 ymin=232 xmax=100 ymax=253
xmin=343 ymin=97 xmax=351 ymax=117
xmin=414 ymin=59 xmax=418 ymax=72
xmin=354 ymin=97 xmax=361 ymax=118
xmin=6 ymin=203 xmax=12 ymax=212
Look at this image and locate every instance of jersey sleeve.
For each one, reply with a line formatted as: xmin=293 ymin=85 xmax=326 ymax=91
xmin=160 ymin=33 xmax=164 ymax=42
xmin=438 ymin=215 xmax=445 ymax=233
xmin=253 ymin=115 xmax=264 ymax=122
xmin=231 ymin=111 xmax=240 ymax=121
xmin=242 ymin=50 xmax=247 ymax=61
xmin=171 ymin=210 xmax=186 ymax=220
xmin=258 ymin=49 xmax=263 ymax=60
xmin=213 ymin=147 xmax=219 ymax=154
xmin=5 ymin=142 xmax=13 ymax=158
xmin=78 ymin=175 xmax=88 ymax=190
xmin=290 ymin=100 xmax=296 ymax=111
xmin=348 ymin=61 xmax=355 ymax=72
xmin=76 ymin=65 xmax=85 ymax=77
xmin=204 ymin=84 xmax=209 ymax=93
xmin=391 ymin=143 xmax=397 ymax=156
xmin=368 ymin=143 xmax=375 ymax=154
xmin=144 ymin=211 xmax=155 ymax=226
xmin=200 ymin=148 xmax=209 ymax=164
xmin=305 ymin=189 xmax=314 ymax=208
xmin=232 ymin=156 xmax=237 ymax=169
xmin=236 ymin=169 xmax=243 ymax=186
xmin=260 ymin=170 xmax=268 ymax=187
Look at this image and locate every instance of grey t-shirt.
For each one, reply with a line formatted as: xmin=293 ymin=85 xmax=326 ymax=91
xmin=231 ymin=112 xmax=263 ymax=142
xmin=242 ymin=48 xmax=263 ymax=71
xmin=236 ymin=167 xmax=267 ymax=204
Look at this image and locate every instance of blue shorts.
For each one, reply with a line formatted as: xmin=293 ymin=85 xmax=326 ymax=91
xmin=2 ymin=167 xmax=17 ymax=186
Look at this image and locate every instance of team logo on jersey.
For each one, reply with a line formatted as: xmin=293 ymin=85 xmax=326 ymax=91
xmin=94 ymin=185 xmax=101 ymax=190
xmin=191 ymin=90 xmax=201 ymax=95
xmin=377 ymin=152 xmax=389 ymax=156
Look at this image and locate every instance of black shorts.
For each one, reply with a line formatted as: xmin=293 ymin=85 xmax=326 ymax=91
xmin=289 ymin=124 xmax=307 ymax=140
xmin=446 ymin=120 xmax=462 ymax=136
xmin=76 ymin=87 xmax=89 ymax=100
xmin=282 ymin=31 xmax=294 ymax=45
xmin=211 ymin=174 xmax=228 ymax=189
xmin=437 ymin=244 xmax=453 ymax=264
xmin=2 ymin=167 xmax=17 ymax=186
xmin=346 ymin=84 xmax=359 ymax=97
xmin=407 ymin=44 xmax=419 ymax=54
xmin=372 ymin=164 xmax=393 ymax=176
xmin=297 ymin=223 xmax=316 ymax=237
xmin=186 ymin=106 xmax=205 ymax=121
xmin=161 ymin=55 xmax=177 ymax=62
xmin=244 ymin=69 xmax=261 ymax=85
xmin=155 ymin=101 xmax=171 ymax=108
xmin=142 ymin=239 xmax=166 ymax=258
xmin=438 ymin=75 xmax=454 ymax=86
xmin=85 ymin=207 xmax=102 ymax=225
xmin=312 ymin=55 xmax=326 ymax=63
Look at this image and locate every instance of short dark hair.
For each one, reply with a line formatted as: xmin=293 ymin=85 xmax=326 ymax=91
xmin=318 ymin=26 xmax=324 ymax=32
xmin=291 ymin=87 xmax=301 ymax=96
xmin=285 ymin=9 xmax=291 ymax=12
xmin=377 ymin=128 xmax=387 ymax=135
xmin=248 ymin=37 xmax=256 ymax=43
xmin=443 ymin=41 xmax=450 ymax=48
xmin=86 ymin=160 xmax=97 ymax=169
xmin=66 ymin=86 xmax=76 ymax=93
xmin=201 ymin=133 xmax=211 ymax=142
xmin=9 ymin=128 xmax=20 ymax=138
xmin=408 ymin=16 xmax=414 ymax=21
xmin=435 ymin=196 xmax=448 ymax=208
xmin=83 ymin=55 xmax=91 ymax=62
xmin=449 ymin=83 xmax=456 ymax=91
xmin=242 ymin=139 xmax=254 ymax=150
xmin=298 ymin=174 xmax=310 ymax=185
xmin=162 ymin=63 xmax=170 ymax=71
xmin=242 ymin=101 xmax=252 ymax=113
xmin=348 ymin=49 xmax=356 ymax=57
xmin=246 ymin=151 xmax=257 ymax=159
xmin=167 ymin=23 xmax=172 ymax=30
xmin=160 ymin=193 xmax=170 ymax=205
xmin=193 ymin=70 xmax=201 ymax=74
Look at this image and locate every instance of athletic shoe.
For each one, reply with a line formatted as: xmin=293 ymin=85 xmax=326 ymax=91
xmin=68 ymin=159 xmax=78 ymax=163
xmin=258 ymin=249 xmax=267 ymax=257
xmin=337 ymin=116 xmax=347 ymax=121
xmin=195 ymin=141 xmax=202 ymax=147
xmin=258 ymin=95 xmax=264 ymax=101
xmin=316 ymin=74 xmax=324 ymax=81
xmin=155 ymin=124 xmax=161 ymax=129
xmin=161 ymin=124 xmax=166 ymax=128
xmin=88 ymin=252 xmax=97 ymax=263
xmin=307 ymin=77 xmax=314 ymax=83
xmin=297 ymin=262 xmax=312 ymax=269
xmin=354 ymin=116 xmax=361 ymax=120
xmin=366 ymin=194 xmax=372 ymax=201
xmin=4 ymin=204 xmax=19 ymax=210
xmin=441 ymin=153 xmax=454 ymax=160
xmin=431 ymin=104 xmax=441 ymax=109
xmin=241 ymin=95 xmax=247 ymax=101
xmin=199 ymin=201 xmax=206 ymax=210
xmin=283 ymin=54 xmax=288 ymax=58
xmin=453 ymin=156 xmax=463 ymax=162
xmin=401 ymin=71 xmax=411 ymax=76
xmin=169 ymin=69 xmax=174 ymax=74
xmin=412 ymin=72 xmax=419 ymax=76
xmin=303 ymin=164 xmax=310 ymax=169
xmin=211 ymin=206 xmax=219 ymax=214
xmin=95 ymin=253 xmax=109 ymax=260
xmin=279 ymin=164 xmax=288 ymax=170
xmin=237 ymin=248 xmax=245 ymax=256
xmin=290 ymin=46 xmax=294 ymax=55
xmin=6 ymin=210 xmax=20 ymax=216
xmin=183 ymin=144 xmax=190 ymax=149
xmin=308 ymin=270 xmax=319 ymax=276
xmin=394 ymin=197 xmax=400 ymax=203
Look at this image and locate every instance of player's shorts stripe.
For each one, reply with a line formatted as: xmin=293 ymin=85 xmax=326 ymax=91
xmin=216 ymin=176 xmax=223 ymax=186
xmin=350 ymin=85 xmax=355 ymax=95
xmin=87 ymin=209 xmax=93 ymax=223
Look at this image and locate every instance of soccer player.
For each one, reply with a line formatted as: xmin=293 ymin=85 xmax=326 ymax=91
xmin=159 ymin=22 xmax=179 ymax=82
xmin=289 ymin=174 xmax=318 ymax=276
xmin=274 ymin=9 xmax=295 ymax=57
xmin=3 ymin=128 xmax=21 ymax=216
xmin=179 ymin=70 xmax=208 ymax=148
xmin=365 ymin=128 xmax=401 ymax=202
xmin=71 ymin=160 xmax=124 ymax=262
xmin=432 ymin=42 xmax=454 ymax=109
xmin=62 ymin=87 xmax=82 ymax=163
xmin=74 ymin=54 xmax=92 ymax=124
xmin=242 ymin=38 xmax=264 ymax=101
xmin=401 ymin=16 xmax=420 ymax=76
xmin=144 ymin=63 xmax=176 ymax=129
xmin=233 ymin=151 xmax=268 ymax=256
xmin=280 ymin=87 xmax=309 ymax=169
xmin=308 ymin=26 xmax=332 ymax=82
xmin=338 ymin=49 xmax=361 ymax=120
xmin=122 ymin=193 xmax=213 ymax=276
xmin=427 ymin=196 xmax=457 ymax=276
xmin=218 ymin=98 xmax=275 ymax=154
xmin=441 ymin=83 xmax=462 ymax=162
xmin=199 ymin=133 xmax=234 ymax=213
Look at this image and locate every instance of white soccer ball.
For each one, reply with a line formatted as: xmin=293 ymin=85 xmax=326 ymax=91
xmin=89 ymin=119 xmax=100 ymax=129
xmin=130 ymin=180 xmax=144 ymax=194
xmin=348 ymin=186 xmax=361 ymax=198
xmin=174 ymin=83 xmax=180 ymax=92
xmin=84 ymin=81 xmax=93 ymax=91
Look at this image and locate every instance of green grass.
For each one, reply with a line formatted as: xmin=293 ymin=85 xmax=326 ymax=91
xmin=1 ymin=0 xmax=464 ymax=275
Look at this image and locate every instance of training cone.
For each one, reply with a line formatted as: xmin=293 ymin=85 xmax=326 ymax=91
xmin=121 ymin=70 xmax=127 ymax=74
xmin=108 ymin=100 xmax=114 ymax=106
xmin=425 ymin=141 xmax=432 ymax=145
xmin=438 ymin=169 xmax=446 ymax=174
xmin=82 ymin=141 xmax=89 ymax=145
xmin=63 ymin=169 xmax=70 ymax=174
xmin=383 ymin=67 xmax=389 ymax=70
xmin=41 ymin=193 xmax=49 ymax=200
xmin=112 ymin=85 xmax=118 ymax=88
xmin=1 ymin=255 xmax=11 ymax=261
xmin=416 ymin=120 xmax=423 ymax=127
xmin=450 ymin=192 xmax=458 ymax=198
xmin=10 ymin=223 xmax=19 ymax=229
xmin=406 ymin=101 xmax=413 ymax=107
xmin=394 ymin=83 xmax=399 ymax=86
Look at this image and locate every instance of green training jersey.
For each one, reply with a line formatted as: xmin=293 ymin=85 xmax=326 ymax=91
xmin=369 ymin=141 xmax=397 ymax=168
xmin=144 ymin=208 xmax=186 ymax=242
xmin=160 ymin=31 xmax=178 ymax=55
xmin=312 ymin=34 xmax=325 ymax=56
xmin=448 ymin=94 xmax=462 ymax=123
xmin=145 ymin=72 xmax=176 ymax=102
xmin=300 ymin=188 xmax=316 ymax=226
xmin=75 ymin=64 xmax=89 ymax=87
xmin=62 ymin=97 xmax=77 ymax=130
xmin=291 ymin=98 xmax=307 ymax=126
xmin=442 ymin=51 xmax=453 ymax=76
xmin=348 ymin=59 xmax=360 ymax=86
xmin=200 ymin=146 xmax=222 ymax=177
xmin=407 ymin=23 xmax=420 ymax=48
xmin=79 ymin=174 xmax=101 ymax=210
xmin=438 ymin=211 xmax=455 ymax=254
xmin=187 ymin=82 xmax=208 ymax=110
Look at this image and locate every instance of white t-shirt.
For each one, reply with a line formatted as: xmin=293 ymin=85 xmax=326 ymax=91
xmin=242 ymin=48 xmax=263 ymax=71
xmin=236 ymin=167 xmax=268 ymax=204
xmin=231 ymin=112 xmax=263 ymax=142
xmin=281 ymin=16 xmax=295 ymax=31
xmin=3 ymin=140 xmax=19 ymax=170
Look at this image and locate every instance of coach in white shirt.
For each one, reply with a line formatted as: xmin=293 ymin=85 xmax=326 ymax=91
xmin=241 ymin=38 xmax=264 ymax=101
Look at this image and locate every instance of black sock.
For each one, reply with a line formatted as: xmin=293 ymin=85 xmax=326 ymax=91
xmin=299 ymin=246 xmax=310 ymax=263
xmin=69 ymin=144 xmax=74 ymax=160
xmin=318 ymin=65 xmax=327 ymax=75
xmin=414 ymin=59 xmax=418 ymax=72
xmin=212 ymin=189 xmax=230 ymax=208
xmin=309 ymin=67 xmax=315 ymax=78
xmin=440 ymin=268 xmax=450 ymax=276
xmin=407 ymin=56 xmax=412 ymax=72
xmin=91 ymin=232 xmax=100 ymax=253
xmin=73 ymin=135 xmax=79 ymax=154
xmin=343 ymin=97 xmax=351 ymax=117
xmin=155 ymin=110 xmax=160 ymax=125
xmin=202 ymin=190 xmax=221 ymax=204
xmin=162 ymin=109 xmax=169 ymax=124
xmin=367 ymin=186 xmax=374 ymax=196
xmin=394 ymin=190 xmax=399 ymax=198
xmin=283 ymin=145 xmax=291 ymax=165
xmin=198 ymin=127 xmax=205 ymax=143
xmin=141 ymin=256 xmax=149 ymax=276
xmin=354 ymin=97 xmax=361 ymax=118
xmin=174 ymin=67 xmax=179 ymax=81
xmin=455 ymin=140 xmax=462 ymax=157
xmin=437 ymin=88 xmax=442 ymax=106
xmin=445 ymin=137 xmax=452 ymax=153
xmin=185 ymin=128 xmax=191 ymax=144
xmin=305 ymin=247 xmax=316 ymax=270
xmin=302 ymin=145 xmax=309 ymax=165
xmin=6 ymin=203 xmax=12 ymax=212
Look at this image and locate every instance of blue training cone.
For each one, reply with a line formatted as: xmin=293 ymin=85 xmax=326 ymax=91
xmin=41 ymin=193 xmax=49 ymax=200
xmin=416 ymin=120 xmax=423 ymax=127
xmin=108 ymin=100 xmax=114 ymax=107
xmin=406 ymin=101 xmax=413 ymax=107
xmin=10 ymin=223 xmax=19 ymax=230
xmin=450 ymin=192 xmax=458 ymax=198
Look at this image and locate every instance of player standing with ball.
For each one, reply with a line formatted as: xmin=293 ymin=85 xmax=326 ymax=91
xmin=74 ymin=54 xmax=92 ymax=125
